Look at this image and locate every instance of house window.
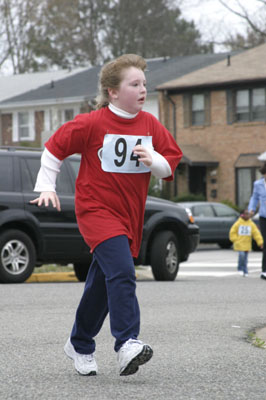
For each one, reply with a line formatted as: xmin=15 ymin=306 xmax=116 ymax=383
xmin=18 ymin=112 xmax=30 ymax=139
xmin=236 ymin=90 xmax=249 ymax=122
xmin=60 ymin=108 xmax=74 ymax=124
xmin=64 ymin=109 xmax=74 ymax=122
xmin=13 ymin=111 xmax=34 ymax=142
xmin=253 ymin=88 xmax=265 ymax=120
xmin=228 ymin=87 xmax=266 ymax=123
xmin=236 ymin=167 xmax=261 ymax=208
xmin=183 ymin=92 xmax=210 ymax=127
xmin=45 ymin=108 xmax=76 ymax=132
xmin=191 ymin=94 xmax=205 ymax=125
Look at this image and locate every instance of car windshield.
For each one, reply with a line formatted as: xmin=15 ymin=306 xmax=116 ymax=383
xmin=193 ymin=204 xmax=215 ymax=217
xmin=213 ymin=204 xmax=238 ymax=217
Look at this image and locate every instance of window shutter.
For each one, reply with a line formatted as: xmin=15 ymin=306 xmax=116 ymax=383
xmin=29 ymin=111 xmax=35 ymax=140
xmin=226 ymin=89 xmax=234 ymax=124
xmin=13 ymin=112 xmax=18 ymax=142
xmin=183 ymin=93 xmax=191 ymax=128
xmin=204 ymin=92 xmax=211 ymax=126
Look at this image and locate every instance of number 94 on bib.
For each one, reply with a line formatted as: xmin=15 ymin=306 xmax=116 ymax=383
xmin=102 ymin=134 xmax=153 ymax=174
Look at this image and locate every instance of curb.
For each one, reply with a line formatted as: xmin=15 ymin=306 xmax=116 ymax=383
xmin=25 ymin=268 xmax=154 ymax=283
xmin=26 ymin=272 xmax=78 ymax=283
xmin=26 ymin=269 xmax=153 ymax=283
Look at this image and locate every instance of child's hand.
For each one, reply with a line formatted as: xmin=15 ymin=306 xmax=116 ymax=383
xmin=132 ymin=145 xmax=152 ymax=167
xmin=30 ymin=191 xmax=61 ymax=211
xmin=260 ymin=245 xmax=264 ymax=249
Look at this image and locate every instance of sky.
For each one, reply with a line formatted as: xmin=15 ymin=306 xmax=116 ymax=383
xmin=179 ymin=0 xmax=264 ymax=51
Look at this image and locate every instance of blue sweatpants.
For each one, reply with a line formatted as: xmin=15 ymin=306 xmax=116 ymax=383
xmin=70 ymin=235 xmax=140 ymax=354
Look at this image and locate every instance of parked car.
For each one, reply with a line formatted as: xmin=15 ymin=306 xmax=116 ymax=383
xmin=0 ymin=147 xmax=199 ymax=283
xmin=178 ymin=201 xmax=240 ymax=248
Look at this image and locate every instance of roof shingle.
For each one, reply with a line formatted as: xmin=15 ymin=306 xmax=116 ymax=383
xmin=157 ymin=43 xmax=266 ymax=91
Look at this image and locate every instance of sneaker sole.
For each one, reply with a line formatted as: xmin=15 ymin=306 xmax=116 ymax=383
xmin=77 ymin=370 xmax=97 ymax=376
xmin=120 ymin=345 xmax=153 ymax=376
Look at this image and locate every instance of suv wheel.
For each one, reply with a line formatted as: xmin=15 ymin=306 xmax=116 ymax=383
xmin=0 ymin=230 xmax=36 ymax=283
xmin=150 ymin=230 xmax=180 ymax=281
xmin=218 ymin=240 xmax=232 ymax=249
xmin=74 ymin=262 xmax=91 ymax=282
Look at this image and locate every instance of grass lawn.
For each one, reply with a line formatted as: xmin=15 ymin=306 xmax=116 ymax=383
xmin=33 ymin=264 xmax=74 ymax=273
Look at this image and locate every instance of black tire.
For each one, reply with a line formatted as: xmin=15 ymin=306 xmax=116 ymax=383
xmin=218 ymin=241 xmax=232 ymax=249
xmin=0 ymin=230 xmax=36 ymax=283
xmin=150 ymin=230 xmax=180 ymax=281
xmin=73 ymin=262 xmax=91 ymax=282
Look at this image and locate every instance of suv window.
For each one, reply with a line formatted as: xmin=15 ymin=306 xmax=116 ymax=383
xmin=0 ymin=156 xmax=13 ymax=191
xmin=20 ymin=157 xmax=73 ymax=194
xmin=69 ymin=159 xmax=80 ymax=179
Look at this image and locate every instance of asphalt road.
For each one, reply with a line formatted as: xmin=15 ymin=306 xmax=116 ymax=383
xmin=1 ymin=247 xmax=266 ymax=400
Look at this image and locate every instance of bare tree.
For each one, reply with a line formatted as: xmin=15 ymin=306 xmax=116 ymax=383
xmin=218 ymin=0 xmax=266 ymax=49
xmin=36 ymin=0 xmax=110 ymax=68
xmin=0 ymin=0 xmax=109 ymax=74
xmin=0 ymin=0 xmax=45 ymax=74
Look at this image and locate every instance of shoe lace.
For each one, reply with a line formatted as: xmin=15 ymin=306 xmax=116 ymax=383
xmin=122 ymin=338 xmax=143 ymax=349
xmin=79 ymin=353 xmax=95 ymax=363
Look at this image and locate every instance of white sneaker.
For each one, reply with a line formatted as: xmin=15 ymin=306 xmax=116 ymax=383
xmin=117 ymin=338 xmax=153 ymax=376
xmin=64 ymin=338 xmax=98 ymax=375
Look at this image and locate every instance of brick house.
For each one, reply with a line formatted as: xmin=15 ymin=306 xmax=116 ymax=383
xmin=157 ymin=43 xmax=266 ymax=208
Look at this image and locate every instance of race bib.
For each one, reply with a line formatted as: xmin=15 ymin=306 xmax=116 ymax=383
xmin=238 ymin=225 xmax=251 ymax=236
xmin=101 ymin=134 xmax=153 ymax=173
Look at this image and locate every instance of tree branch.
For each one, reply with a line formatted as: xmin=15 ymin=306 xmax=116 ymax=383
xmin=218 ymin=0 xmax=266 ymax=37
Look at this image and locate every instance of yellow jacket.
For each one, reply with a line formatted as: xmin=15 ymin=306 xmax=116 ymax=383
xmin=229 ymin=217 xmax=263 ymax=251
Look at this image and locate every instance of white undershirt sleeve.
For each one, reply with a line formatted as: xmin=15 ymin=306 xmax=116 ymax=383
xmin=149 ymin=151 xmax=171 ymax=179
xmin=34 ymin=148 xmax=62 ymax=192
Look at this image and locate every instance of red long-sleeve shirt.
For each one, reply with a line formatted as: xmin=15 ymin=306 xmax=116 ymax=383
xmin=45 ymin=107 xmax=182 ymax=257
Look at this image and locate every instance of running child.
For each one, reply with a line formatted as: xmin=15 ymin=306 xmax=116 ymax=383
xmin=30 ymin=54 xmax=183 ymax=376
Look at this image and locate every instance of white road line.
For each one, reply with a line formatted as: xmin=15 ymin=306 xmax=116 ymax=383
xmin=178 ymin=269 xmax=261 ymax=277
xmin=180 ymin=262 xmax=261 ymax=267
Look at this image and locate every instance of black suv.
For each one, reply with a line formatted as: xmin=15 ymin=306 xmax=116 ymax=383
xmin=0 ymin=147 xmax=199 ymax=283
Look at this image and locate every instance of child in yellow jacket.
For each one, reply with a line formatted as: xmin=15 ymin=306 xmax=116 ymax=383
xmin=229 ymin=209 xmax=263 ymax=277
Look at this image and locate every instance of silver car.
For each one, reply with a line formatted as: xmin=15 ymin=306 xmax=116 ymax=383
xmin=178 ymin=201 xmax=239 ymax=248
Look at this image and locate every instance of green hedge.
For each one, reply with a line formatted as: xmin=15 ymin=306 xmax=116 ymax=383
xmin=172 ymin=193 xmax=206 ymax=202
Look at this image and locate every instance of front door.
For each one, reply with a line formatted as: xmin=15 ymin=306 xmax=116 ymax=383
xmin=189 ymin=166 xmax=206 ymax=197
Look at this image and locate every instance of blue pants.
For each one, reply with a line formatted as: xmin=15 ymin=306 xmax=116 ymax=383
xmin=70 ymin=235 xmax=140 ymax=354
xmin=238 ymin=251 xmax=248 ymax=275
